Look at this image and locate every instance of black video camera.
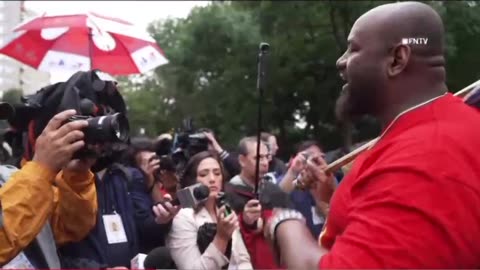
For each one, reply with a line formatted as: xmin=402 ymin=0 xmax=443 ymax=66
xmin=170 ymin=118 xmax=209 ymax=171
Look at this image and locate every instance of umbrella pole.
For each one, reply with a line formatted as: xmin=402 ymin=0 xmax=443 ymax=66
xmin=88 ymin=28 xmax=93 ymax=70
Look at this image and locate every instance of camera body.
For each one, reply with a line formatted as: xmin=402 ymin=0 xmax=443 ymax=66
xmin=167 ymin=118 xmax=210 ymax=173
xmin=174 ymin=131 xmax=209 ymax=154
xmin=67 ymin=113 xmax=129 ymax=144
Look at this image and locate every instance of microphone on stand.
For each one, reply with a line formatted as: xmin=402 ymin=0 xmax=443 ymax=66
xmin=254 ymin=42 xmax=270 ymax=198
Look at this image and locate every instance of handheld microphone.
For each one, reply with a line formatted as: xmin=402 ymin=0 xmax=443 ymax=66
xmin=143 ymin=247 xmax=175 ymax=269
xmin=158 ymin=183 xmax=210 ymax=208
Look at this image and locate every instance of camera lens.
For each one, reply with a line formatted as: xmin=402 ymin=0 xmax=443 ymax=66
xmin=110 ymin=113 xmax=129 ymax=142
xmin=83 ymin=113 xmax=130 ymax=144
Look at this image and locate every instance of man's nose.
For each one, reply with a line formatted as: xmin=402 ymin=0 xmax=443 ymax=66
xmin=336 ymin=52 xmax=347 ymax=71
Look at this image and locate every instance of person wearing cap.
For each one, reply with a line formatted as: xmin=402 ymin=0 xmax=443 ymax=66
xmin=0 ymin=108 xmax=97 ymax=268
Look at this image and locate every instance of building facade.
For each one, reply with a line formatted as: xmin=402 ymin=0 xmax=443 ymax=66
xmin=0 ymin=1 xmax=50 ymax=97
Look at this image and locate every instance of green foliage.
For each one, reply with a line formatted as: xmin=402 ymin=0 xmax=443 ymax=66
xmin=123 ymin=1 xmax=480 ymax=158
xmin=2 ymin=88 xmax=23 ymax=105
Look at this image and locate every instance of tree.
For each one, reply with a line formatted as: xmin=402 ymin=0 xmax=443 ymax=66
xmin=2 ymin=88 xmax=23 ymax=105
xmin=125 ymin=1 xmax=480 ymax=158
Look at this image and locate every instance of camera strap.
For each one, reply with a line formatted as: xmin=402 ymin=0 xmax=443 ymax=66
xmin=108 ymin=163 xmax=134 ymax=193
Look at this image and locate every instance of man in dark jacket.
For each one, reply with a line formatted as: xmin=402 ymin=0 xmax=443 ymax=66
xmin=58 ymin=163 xmax=141 ymax=268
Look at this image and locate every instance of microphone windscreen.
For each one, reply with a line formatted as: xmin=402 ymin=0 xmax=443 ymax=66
xmin=259 ymin=182 xmax=294 ymax=210
xmin=193 ymin=184 xmax=210 ymax=200
xmin=143 ymin=247 xmax=175 ymax=269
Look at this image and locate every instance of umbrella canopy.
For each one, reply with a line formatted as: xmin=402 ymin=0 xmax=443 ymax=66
xmin=0 ymin=11 xmax=168 ymax=75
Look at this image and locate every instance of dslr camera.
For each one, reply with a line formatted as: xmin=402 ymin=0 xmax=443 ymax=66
xmin=7 ymin=70 xmax=130 ymax=161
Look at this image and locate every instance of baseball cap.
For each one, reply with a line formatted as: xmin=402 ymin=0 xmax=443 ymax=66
xmin=0 ymin=102 xmax=14 ymax=120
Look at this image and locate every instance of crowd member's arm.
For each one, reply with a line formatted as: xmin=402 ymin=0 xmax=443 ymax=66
xmin=0 ymin=162 xmax=58 ymax=265
xmin=203 ymin=132 xmax=241 ymax=177
xmin=167 ymin=207 xmax=238 ymax=270
xmin=0 ymin=110 xmax=89 ymax=264
xmin=51 ymin=159 xmax=97 ymax=245
xmin=279 ymin=153 xmax=306 ymax=193
xmin=129 ymin=168 xmax=175 ymax=249
xmin=236 ymin=199 xmax=262 ymax=262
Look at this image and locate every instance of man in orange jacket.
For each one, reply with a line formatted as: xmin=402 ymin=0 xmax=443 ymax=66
xmin=0 ymin=109 xmax=97 ymax=268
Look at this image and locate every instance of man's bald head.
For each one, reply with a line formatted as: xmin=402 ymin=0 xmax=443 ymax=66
xmin=358 ymin=1 xmax=445 ymax=57
xmin=335 ymin=1 xmax=448 ymax=125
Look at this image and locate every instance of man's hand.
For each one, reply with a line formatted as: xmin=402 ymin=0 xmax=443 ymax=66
xmin=139 ymin=152 xmax=161 ymax=187
xmin=243 ymin=199 xmax=262 ymax=226
xmin=33 ymin=110 xmax=88 ymax=173
xmin=305 ymin=155 xmax=336 ymax=204
xmin=153 ymin=194 xmax=180 ymax=224
xmin=289 ymin=152 xmax=308 ymax=175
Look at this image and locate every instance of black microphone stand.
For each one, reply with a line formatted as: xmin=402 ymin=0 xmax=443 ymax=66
xmin=254 ymin=42 xmax=270 ymax=197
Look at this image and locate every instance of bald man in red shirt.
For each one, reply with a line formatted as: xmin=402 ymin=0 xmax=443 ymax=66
xmin=265 ymin=2 xmax=480 ymax=269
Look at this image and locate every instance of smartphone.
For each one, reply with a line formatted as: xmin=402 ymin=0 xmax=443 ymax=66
xmin=216 ymin=192 xmax=233 ymax=216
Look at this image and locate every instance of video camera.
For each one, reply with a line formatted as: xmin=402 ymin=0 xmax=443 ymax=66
xmin=154 ymin=118 xmax=209 ymax=174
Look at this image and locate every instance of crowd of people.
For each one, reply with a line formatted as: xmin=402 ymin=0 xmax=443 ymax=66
xmin=1 ymin=1 xmax=480 ymax=269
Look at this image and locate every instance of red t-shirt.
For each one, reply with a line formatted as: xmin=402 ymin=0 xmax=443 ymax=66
xmin=319 ymin=93 xmax=480 ymax=268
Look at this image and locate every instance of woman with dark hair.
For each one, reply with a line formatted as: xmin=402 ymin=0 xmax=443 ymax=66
xmin=167 ymin=151 xmax=252 ymax=270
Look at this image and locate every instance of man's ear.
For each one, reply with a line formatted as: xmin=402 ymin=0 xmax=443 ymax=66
xmin=387 ymin=44 xmax=411 ymax=77
xmin=238 ymin=154 xmax=246 ymax=168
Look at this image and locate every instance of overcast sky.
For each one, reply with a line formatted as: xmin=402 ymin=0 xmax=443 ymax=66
xmin=24 ymin=1 xmax=209 ymax=82
xmin=25 ymin=1 xmax=209 ymax=30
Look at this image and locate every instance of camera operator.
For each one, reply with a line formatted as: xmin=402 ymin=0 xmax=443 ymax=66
xmin=0 ymin=109 xmax=97 ymax=268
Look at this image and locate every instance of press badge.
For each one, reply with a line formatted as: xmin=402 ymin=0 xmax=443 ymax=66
xmin=103 ymin=214 xmax=128 ymax=244
xmin=2 ymin=252 xmax=34 ymax=269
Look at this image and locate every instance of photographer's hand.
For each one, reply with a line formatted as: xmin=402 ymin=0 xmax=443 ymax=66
xmin=140 ymin=152 xmax=161 ymax=187
xmin=33 ymin=110 xmax=88 ymax=173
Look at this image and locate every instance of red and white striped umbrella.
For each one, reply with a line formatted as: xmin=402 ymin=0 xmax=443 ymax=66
xmin=0 ymin=11 xmax=168 ymax=75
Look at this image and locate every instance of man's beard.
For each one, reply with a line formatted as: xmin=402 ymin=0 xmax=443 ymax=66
xmin=335 ymin=84 xmax=382 ymax=123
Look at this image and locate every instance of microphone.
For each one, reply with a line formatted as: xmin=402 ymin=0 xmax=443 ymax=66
xmin=158 ymin=183 xmax=210 ymax=208
xmin=143 ymin=246 xmax=175 ymax=269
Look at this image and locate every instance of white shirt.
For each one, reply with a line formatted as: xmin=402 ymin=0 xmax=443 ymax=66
xmin=167 ymin=207 xmax=253 ymax=270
